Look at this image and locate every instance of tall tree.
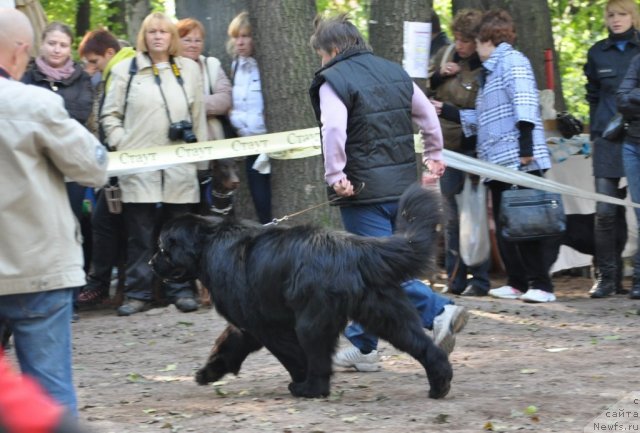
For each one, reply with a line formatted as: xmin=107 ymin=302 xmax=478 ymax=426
xmin=247 ymin=0 xmax=339 ymax=226
xmin=75 ymin=0 xmax=91 ymax=37
xmin=176 ymin=0 xmax=339 ymax=225
xmin=126 ymin=0 xmax=151 ymax=44
xmin=369 ymin=0 xmax=431 ymax=91
xmin=176 ymin=0 xmax=247 ymax=73
xmin=452 ymin=0 xmax=566 ymax=111
xmin=108 ymin=0 xmax=128 ymax=41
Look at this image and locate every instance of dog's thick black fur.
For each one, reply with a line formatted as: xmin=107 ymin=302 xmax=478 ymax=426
xmin=151 ymin=184 xmax=452 ymax=399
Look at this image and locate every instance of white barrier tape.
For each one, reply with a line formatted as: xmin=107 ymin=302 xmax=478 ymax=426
xmin=106 ymin=128 xmax=640 ymax=209
xmin=444 ymin=150 xmax=640 ymax=209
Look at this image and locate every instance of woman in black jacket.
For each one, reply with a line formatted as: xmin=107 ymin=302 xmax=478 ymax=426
xmin=616 ymin=51 xmax=640 ymax=299
xmin=22 ymin=22 xmax=94 ymax=223
xmin=583 ymin=0 xmax=640 ymax=298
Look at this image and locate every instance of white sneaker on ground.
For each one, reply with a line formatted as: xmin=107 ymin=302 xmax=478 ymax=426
xmin=333 ymin=346 xmax=380 ymax=372
xmin=520 ymin=288 xmax=556 ymax=303
xmin=433 ymin=305 xmax=469 ymax=355
xmin=488 ymin=285 xmax=524 ymax=299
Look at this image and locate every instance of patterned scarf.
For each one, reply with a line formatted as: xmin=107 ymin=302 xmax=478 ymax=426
xmin=35 ymin=56 xmax=75 ymax=82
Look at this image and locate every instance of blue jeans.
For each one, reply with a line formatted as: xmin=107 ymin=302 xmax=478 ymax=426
xmin=439 ymin=168 xmax=491 ymax=293
xmin=623 ymin=142 xmax=640 ymax=275
xmin=340 ymin=202 xmax=453 ymax=353
xmin=0 ymin=288 xmax=77 ymax=414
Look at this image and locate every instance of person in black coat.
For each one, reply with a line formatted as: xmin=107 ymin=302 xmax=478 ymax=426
xmin=583 ymin=0 xmax=640 ymax=298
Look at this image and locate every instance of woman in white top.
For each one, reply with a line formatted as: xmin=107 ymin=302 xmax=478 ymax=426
xmin=227 ymin=11 xmax=272 ymax=224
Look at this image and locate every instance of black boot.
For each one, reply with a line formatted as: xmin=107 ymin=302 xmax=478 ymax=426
xmin=590 ymin=215 xmax=617 ymax=298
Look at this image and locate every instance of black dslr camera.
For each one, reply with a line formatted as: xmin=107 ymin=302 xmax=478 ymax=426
xmin=169 ymin=121 xmax=198 ymax=143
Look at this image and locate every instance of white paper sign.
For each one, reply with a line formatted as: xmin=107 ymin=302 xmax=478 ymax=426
xmin=403 ymin=21 xmax=432 ymax=78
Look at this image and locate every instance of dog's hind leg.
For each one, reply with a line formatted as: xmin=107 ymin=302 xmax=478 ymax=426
xmin=195 ymin=324 xmax=263 ymax=385
xmin=355 ymin=294 xmax=452 ymax=399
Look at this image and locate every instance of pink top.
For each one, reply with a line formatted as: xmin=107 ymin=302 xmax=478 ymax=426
xmin=319 ymin=82 xmax=444 ymax=186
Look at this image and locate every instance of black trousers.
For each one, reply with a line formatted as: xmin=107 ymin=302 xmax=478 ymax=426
xmin=84 ymin=188 xmax=126 ymax=290
xmin=122 ymin=202 xmax=195 ymax=301
xmin=488 ymin=178 xmax=557 ymax=292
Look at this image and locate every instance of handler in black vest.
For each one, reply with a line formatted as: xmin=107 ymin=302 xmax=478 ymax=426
xmin=309 ymin=14 xmax=469 ymax=372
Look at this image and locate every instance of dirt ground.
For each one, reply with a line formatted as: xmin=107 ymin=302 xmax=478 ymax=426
xmin=13 ymin=274 xmax=639 ymax=433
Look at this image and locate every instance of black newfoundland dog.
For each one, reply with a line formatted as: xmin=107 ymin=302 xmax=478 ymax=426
xmin=150 ymin=183 xmax=452 ymax=399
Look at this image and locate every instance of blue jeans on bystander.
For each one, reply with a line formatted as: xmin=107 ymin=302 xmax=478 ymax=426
xmin=623 ymin=142 xmax=640 ymax=277
xmin=339 ymin=202 xmax=452 ymax=353
xmin=0 ymin=287 xmax=77 ymax=414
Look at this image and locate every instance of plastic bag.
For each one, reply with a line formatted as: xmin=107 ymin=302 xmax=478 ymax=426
xmin=457 ymin=175 xmax=490 ymax=266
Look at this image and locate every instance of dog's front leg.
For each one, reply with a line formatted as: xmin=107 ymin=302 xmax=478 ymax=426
xmin=195 ymin=324 xmax=262 ymax=385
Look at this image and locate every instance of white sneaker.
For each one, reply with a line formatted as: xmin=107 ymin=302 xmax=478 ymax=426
xmin=520 ymin=289 xmax=556 ymax=303
xmin=333 ymin=346 xmax=380 ymax=372
xmin=433 ymin=305 xmax=469 ymax=355
xmin=489 ymin=285 xmax=524 ymax=299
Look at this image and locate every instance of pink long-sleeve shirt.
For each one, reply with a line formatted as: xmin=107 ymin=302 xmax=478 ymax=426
xmin=319 ymin=81 xmax=444 ymax=186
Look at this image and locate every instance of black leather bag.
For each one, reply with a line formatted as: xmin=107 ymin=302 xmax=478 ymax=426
xmin=500 ymin=187 xmax=566 ymax=241
xmin=556 ymin=112 xmax=584 ymax=139
xmin=602 ymin=113 xmax=627 ymax=141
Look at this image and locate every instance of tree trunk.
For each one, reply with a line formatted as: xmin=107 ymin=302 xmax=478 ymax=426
xmin=246 ymin=0 xmax=340 ymax=227
xmin=453 ymin=0 xmax=566 ymax=111
xmin=75 ymin=0 xmax=91 ymax=38
xmin=108 ymin=0 xmax=128 ymax=42
xmin=369 ymin=0 xmax=431 ymax=90
xmin=175 ymin=0 xmax=247 ymax=74
xmin=126 ymin=0 xmax=151 ymax=46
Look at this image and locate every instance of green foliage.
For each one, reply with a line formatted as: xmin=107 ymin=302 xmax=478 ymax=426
xmin=316 ymin=0 xmax=370 ymax=40
xmin=550 ymin=0 xmax=607 ymax=121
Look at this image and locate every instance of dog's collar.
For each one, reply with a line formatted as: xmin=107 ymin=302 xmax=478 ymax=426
xmin=210 ymin=204 xmax=234 ymax=215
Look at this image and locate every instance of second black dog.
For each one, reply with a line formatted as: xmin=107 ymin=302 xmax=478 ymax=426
xmin=151 ymin=184 xmax=452 ymax=399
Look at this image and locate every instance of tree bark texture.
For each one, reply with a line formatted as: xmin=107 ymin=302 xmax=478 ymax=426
xmin=452 ymin=0 xmax=566 ymax=111
xmin=126 ymin=0 xmax=150 ymax=46
xmin=108 ymin=0 xmax=127 ymax=41
xmin=175 ymin=0 xmax=247 ymax=74
xmin=75 ymin=0 xmax=91 ymax=38
xmin=246 ymin=0 xmax=340 ymax=227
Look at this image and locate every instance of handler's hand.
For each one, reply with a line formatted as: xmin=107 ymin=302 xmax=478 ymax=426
xmin=424 ymin=159 xmax=447 ymax=178
xmin=519 ymin=156 xmax=535 ymax=166
xmin=333 ymin=177 xmax=354 ymax=197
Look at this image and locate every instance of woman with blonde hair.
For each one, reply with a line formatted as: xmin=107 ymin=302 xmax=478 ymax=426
xmin=101 ymin=12 xmax=207 ymax=316
xmin=584 ymin=0 xmax=640 ymax=298
xmin=227 ymin=11 xmax=272 ymax=224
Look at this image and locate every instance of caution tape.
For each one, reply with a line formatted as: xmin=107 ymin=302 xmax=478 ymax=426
xmin=107 ymin=127 xmax=640 ymax=209
xmin=107 ymin=127 xmax=322 ymax=177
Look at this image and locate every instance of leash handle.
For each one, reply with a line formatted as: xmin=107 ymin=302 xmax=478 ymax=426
xmin=264 ymin=182 xmax=365 ymax=226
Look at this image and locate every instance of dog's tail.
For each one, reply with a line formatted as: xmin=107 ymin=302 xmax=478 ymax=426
xmin=359 ymin=183 xmax=443 ymax=285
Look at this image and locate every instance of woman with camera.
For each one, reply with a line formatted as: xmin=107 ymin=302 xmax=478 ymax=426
xmin=101 ymin=12 xmax=206 ymax=316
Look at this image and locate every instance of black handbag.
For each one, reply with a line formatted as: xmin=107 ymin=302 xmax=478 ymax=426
xmin=500 ymin=187 xmax=566 ymax=241
xmin=602 ymin=113 xmax=627 ymax=141
xmin=556 ymin=112 xmax=584 ymax=139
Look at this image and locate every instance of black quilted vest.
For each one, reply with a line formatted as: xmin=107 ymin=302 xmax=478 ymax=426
xmin=309 ymin=49 xmax=417 ymax=205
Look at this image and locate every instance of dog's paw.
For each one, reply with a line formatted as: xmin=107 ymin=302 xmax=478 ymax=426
xmin=195 ymin=368 xmax=211 ymax=385
xmin=425 ymin=348 xmax=453 ymax=399
xmin=288 ymin=381 xmax=330 ymax=398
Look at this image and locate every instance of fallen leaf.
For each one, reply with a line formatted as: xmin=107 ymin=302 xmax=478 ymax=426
xmin=342 ymin=416 xmax=358 ymax=423
xmin=524 ymin=405 xmax=538 ymax=415
xmin=143 ymin=408 xmax=156 ymax=414
xmin=483 ymin=420 xmax=494 ymax=430
xmin=603 ymin=335 xmax=621 ymax=340
xmin=434 ymin=413 xmax=449 ymax=424
xmin=520 ymin=369 xmax=537 ymax=374
xmin=158 ymin=364 xmax=177 ymax=372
